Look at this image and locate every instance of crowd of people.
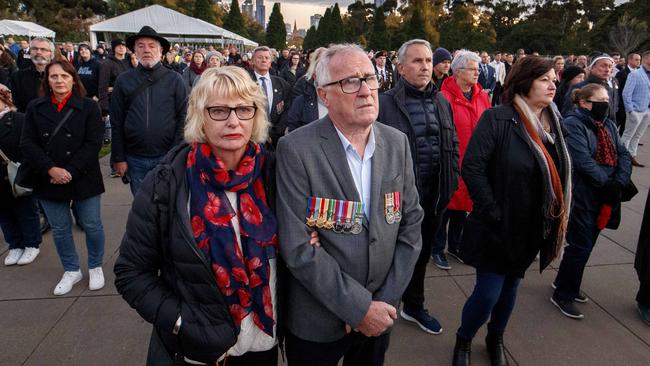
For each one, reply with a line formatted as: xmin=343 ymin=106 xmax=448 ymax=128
xmin=1 ymin=25 xmax=649 ymax=366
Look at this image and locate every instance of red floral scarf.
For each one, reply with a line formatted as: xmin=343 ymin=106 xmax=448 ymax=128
xmin=186 ymin=143 xmax=278 ymax=336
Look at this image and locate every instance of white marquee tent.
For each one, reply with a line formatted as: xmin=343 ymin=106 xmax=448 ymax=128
xmin=0 ymin=20 xmax=56 ymax=39
xmin=89 ymin=5 xmax=257 ymax=49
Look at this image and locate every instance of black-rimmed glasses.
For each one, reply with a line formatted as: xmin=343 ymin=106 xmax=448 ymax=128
xmin=205 ymin=105 xmax=258 ymax=121
xmin=321 ymin=74 xmax=381 ymax=94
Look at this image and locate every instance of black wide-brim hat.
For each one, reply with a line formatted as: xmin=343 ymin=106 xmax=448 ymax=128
xmin=126 ymin=26 xmax=170 ymax=55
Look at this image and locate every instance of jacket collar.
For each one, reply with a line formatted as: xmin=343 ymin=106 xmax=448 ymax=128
xmin=441 ymin=76 xmax=482 ymax=101
xmin=34 ymin=94 xmax=84 ymax=111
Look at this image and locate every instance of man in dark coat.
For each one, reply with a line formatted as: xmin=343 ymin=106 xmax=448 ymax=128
xmin=110 ymin=26 xmax=188 ymax=195
xmin=248 ymin=46 xmax=292 ymax=147
xmin=374 ymin=51 xmax=396 ymax=93
xmin=378 ymin=39 xmax=460 ymax=335
xmin=9 ymin=38 xmax=54 ymax=113
xmin=98 ymin=39 xmax=130 ymax=116
xmin=636 ymin=188 xmax=650 ymax=325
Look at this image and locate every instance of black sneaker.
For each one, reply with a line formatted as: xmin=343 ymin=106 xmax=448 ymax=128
xmin=448 ymin=248 xmax=464 ymax=264
xmin=551 ymin=282 xmax=588 ymax=303
xmin=550 ymin=296 xmax=584 ymax=319
xmin=432 ymin=253 xmax=451 ymax=270
xmin=400 ymin=308 xmax=443 ymax=334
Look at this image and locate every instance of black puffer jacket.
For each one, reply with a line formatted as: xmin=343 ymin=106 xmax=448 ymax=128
xmin=378 ymin=79 xmax=460 ymax=214
xmin=109 ymin=62 xmax=188 ymax=162
xmin=114 ymin=143 xmax=282 ymax=365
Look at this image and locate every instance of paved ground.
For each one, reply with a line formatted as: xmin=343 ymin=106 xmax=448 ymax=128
xmin=2 ymin=134 xmax=650 ymax=366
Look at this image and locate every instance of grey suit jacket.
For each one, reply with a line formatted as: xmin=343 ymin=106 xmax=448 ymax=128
xmin=276 ymin=116 xmax=424 ymax=342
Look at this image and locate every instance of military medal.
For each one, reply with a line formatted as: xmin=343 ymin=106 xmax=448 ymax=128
xmin=343 ymin=200 xmax=353 ymax=233
xmin=306 ymin=196 xmax=317 ymax=227
xmin=325 ymin=199 xmax=336 ymax=229
xmin=351 ymin=201 xmax=363 ymax=235
xmin=394 ymin=192 xmax=402 ymax=222
xmin=316 ymin=197 xmax=327 ymax=228
xmin=334 ymin=199 xmax=344 ymax=233
xmin=384 ymin=193 xmax=395 ymax=224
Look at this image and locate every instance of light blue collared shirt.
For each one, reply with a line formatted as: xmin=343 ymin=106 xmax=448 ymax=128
xmin=334 ymin=126 xmax=375 ymax=220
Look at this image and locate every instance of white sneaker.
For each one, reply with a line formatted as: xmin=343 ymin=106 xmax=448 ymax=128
xmin=88 ymin=267 xmax=105 ymax=291
xmin=17 ymin=247 xmax=40 ymax=265
xmin=4 ymin=249 xmax=24 ymax=266
xmin=53 ymin=270 xmax=83 ymax=295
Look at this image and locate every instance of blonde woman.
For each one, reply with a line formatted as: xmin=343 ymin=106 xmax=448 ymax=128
xmin=115 ymin=66 xmax=321 ymax=365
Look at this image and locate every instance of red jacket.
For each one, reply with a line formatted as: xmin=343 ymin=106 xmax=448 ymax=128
xmin=440 ymin=76 xmax=491 ymax=212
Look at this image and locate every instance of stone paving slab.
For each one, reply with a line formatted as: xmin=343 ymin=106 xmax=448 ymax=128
xmin=1 ymin=134 xmax=649 ymax=365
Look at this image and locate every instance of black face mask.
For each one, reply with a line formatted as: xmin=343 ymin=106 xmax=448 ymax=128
xmin=589 ymin=101 xmax=609 ymax=121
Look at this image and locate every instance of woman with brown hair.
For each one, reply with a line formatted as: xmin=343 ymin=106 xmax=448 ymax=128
xmin=20 ymin=60 xmax=105 ymax=295
xmin=551 ymin=83 xmax=631 ymax=319
xmin=181 ymin=51 xmax=207 ymax=92
xmin=452 ymin=56 xmax=572 ymax=366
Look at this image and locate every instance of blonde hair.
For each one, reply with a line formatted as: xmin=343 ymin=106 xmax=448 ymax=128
xmin=184 ymin=66 xmax=269 ymax=144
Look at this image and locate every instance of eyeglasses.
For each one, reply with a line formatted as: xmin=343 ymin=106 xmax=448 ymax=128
xmin=31 ymin=47 xmax=51 ymax=53
xmin=586 ymin=100 xmax=609 ymax=103
xmin=321 ymin=74 xmax=381 ymax=94
xmin=461 ymin=67 xmax=480 ymax=73
xmin=205 ymin=105 xmax=257 ymax=121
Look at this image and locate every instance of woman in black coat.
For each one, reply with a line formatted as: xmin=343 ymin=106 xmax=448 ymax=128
xmin=114 ymin=67 xmax=317 ymax=366
xmin=20 ymin=60 xmax=105 ymax=296
xmin=552 ymin=84 xmax=631 ymax=319
xmin=0 ymin=85 xmax=42 ymax=266
xmin=453 ymin=57 xmax=572 ymax=366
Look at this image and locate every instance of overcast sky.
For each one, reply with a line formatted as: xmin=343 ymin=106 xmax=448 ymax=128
xmin=261 ymin=1 xmax=360 ymax=29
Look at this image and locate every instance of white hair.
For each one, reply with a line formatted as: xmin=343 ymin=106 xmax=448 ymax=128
xmin=451 ymin=49 xmax=481 ymax=74
xmin=314 ymin=44 xmax=367 ymax=87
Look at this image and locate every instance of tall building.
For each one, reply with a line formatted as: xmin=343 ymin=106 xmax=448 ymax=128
xmin=242 ymin=0 xmax=254 ymax=19
xmin=310 ymin=14 xmax=322 ymax=29
xmin=255 ymin=0 xmax=266 ymax=28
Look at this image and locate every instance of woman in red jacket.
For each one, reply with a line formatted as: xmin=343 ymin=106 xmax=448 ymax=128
xmin=431 ymin=50 xmax=492 ymax=270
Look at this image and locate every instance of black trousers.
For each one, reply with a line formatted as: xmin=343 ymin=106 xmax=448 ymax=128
xmin=402 ymin=188 xmax=443 ymax=311
xmin=285 ymin=331 xmax=390 ymax=366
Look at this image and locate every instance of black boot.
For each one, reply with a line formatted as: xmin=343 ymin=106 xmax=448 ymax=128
xmin=485 ymin=332 xmax=509 ymax=366
xmin=452 ymin=335 xmax=471 ymax=366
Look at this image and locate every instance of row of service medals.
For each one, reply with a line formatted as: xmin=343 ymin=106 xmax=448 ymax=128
xmin=306 ymin=197 xmax=364 ymax=234
xmin=384 ymin=192 xmax=402 ymax=224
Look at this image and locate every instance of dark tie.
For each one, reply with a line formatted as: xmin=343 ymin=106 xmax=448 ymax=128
xmin=259 ymin=77 xmax=268 ymax=98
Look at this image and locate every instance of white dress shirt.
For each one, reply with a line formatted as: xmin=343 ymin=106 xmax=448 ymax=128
xmin=254 ymin=71 xmax=274 ymax=114
xmin=334 ymin=126 xmax=375 ymax=220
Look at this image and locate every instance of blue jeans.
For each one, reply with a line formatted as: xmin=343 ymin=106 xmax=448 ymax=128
xmin=553 ymin=212 xmax=600 ymax=301
xmin=457 ymin=271 xmax=521 ymax=340
xmin=40 ymin=195 xmax=105 ymax=272
xmin=0 ymin=194 xmax=42 ymax=249
xmin=126 ymin=155 xmax=164 ymax=196
xmin=432 ymin=209 xmax=467 ymax=256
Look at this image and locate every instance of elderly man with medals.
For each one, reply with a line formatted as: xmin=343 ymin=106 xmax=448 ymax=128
xmin=276 ymin=44 xmax=424 ymax=366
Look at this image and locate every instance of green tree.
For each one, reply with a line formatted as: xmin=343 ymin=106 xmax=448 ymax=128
xmin=330 ymin=4 xmax=346 ymax=44
xmin=440 ymin=3 xmax=496 ymax=51
xmin=303 ymin=25 xmax=318 ymax=50
xmin=193 ymin=0 xmax=216 ymax=24
xmin=404 ymin=7 xmax=427 ymax=40
xmin=343 ymin=1 xmax=374 ymax=44
xmin=368 ymin=6 xmax=390 ymax=51
xmin=266 ymin=3 xmax=286 ymax=50
xmin=316 ymin=7 xmax=332 ymax=46
xmin=488 ymin=0 xmax=529 ymax=50
xmin=22 ymin=0 xmax=108 ymax=40
xmin=223 ymin=0 xmax=248 ymax=38
xmin=242 ymin=12 xmax=265 ymax=44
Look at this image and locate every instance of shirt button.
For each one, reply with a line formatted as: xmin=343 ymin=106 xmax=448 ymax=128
xmin=43 ymin=132 xmax=49 ymax=137
xmin=65 ymin=151 xmax=71 ymax=155
xmin=66 ymin=133 xmax=71 ymax=138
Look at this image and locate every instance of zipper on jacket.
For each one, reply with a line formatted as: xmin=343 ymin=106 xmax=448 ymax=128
xmin=145 ymin=88 xmax=150 ymax=132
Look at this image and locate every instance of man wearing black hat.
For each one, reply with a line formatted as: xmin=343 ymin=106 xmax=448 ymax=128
xmin=110 ymin=26 xmax=188 ymax=195
xmin=374 ymin=51 xmax=395 ymax=93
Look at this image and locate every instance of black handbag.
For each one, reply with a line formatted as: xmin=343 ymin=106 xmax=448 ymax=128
xmin=15 ymin=109 xmax=74 ymax=189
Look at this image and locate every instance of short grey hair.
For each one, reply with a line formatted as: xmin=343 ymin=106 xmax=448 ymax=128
xmin=253 ymin=46 xmax=271 ymax=57
xmin=315 ymin=44 xmax=367 ymax=88
xmin=30 ymin=37 xmax=55 ymax=53
xmin=397 ymin=39 xmax=432 ymax=64
xmin=451 ymin=49 xmax=481 ymax=74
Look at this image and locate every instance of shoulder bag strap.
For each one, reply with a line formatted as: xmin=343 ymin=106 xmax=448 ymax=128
xmin=125 ymin=66 xmax=171 ymax=112
xmin=45 ymin=108 xmax=74 ymax=150
xmin=0 ymin=147 xmax=11 ymax=163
